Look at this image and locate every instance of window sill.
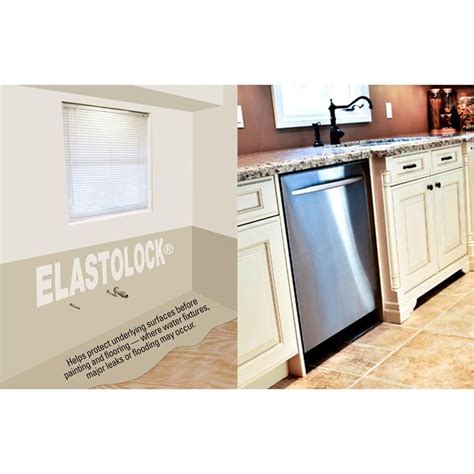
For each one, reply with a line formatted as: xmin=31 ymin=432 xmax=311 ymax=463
xmin=69 ymin=208 xmax=153 ymax=226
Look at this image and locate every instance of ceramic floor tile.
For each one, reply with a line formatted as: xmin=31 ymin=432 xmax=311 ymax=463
xmin=303 ymin=368 xmax=359 ymax=389
xmin=273 ymin=368 xmax=358 ymax=389
xmin=416 ymin=294 xmax=460 ymax=313
xmin=350 ymin=376 xmax=411 ymax=389
xmin=446 ymin=292 xmax=474 ymax=316
xmin=425 ymin=312 xmax=474 ymax=339
xmin=353 ymin=323 xmax=416 ymax=350
xmin=272 ymin=275 xmax=474 ymax=390
xmin=456 ymin=272 xmax=474 ymax=285
xmin=402 ymin=306 xmax=444 ymax=330
xmin=319 ymin=344 xmax=390 ymax=376
xmin=438 ymin=279 xmax=473 ymax=298
xmin=271 ymin=375 xmax=302 ymax=389
xmin=370 ymin=331 xmax=474 ymax=389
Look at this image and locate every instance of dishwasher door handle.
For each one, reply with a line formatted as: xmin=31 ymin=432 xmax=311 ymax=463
xmin=291 ymin=176 xmax=364 ymax=196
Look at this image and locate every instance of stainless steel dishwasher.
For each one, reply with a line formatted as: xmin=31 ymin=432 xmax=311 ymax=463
xmin=280 ymin=160 xmax=380 ymax=354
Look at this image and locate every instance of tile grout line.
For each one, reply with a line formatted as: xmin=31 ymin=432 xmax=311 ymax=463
xmin=422 ymin=289 xmax=474 ymax=337
xmin=301 ymin=367 xmax=410 ymax=389
xmin=314 ymin=365 xmax=382 ymax=380
xmin=345 ymin=287 xmax=471 ymax=389
xmin=317 ymin=366 xmax=412 ymax=388
xmin=350 ymin=374 xmax=413 ymax=389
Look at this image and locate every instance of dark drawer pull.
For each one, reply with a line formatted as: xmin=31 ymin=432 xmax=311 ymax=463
xmin=441 ymin=156 xmax=453 ymax=161
xmin=402 ymin=163 xmax=417 ymax=170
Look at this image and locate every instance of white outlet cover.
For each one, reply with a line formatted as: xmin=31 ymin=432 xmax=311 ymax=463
xmin=237 ymin=105 xmax=244 ymax=128
xmin=385 ymin=102 xmax=393 ymax=119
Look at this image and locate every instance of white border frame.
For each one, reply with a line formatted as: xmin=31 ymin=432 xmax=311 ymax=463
xmin=271 ymin=84 xmax=372 ymax=129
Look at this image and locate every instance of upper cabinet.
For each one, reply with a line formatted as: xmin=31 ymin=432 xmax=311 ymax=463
xmin=271 ymin=84 xmax=372 ymax=128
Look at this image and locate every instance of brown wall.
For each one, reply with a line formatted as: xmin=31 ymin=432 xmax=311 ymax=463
xmin=238 ymin=85 xmax=430 ymax=154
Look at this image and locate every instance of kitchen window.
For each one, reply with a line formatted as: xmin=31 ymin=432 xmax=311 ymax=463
xmin=62 ymin=103 xmax=151 ymax=222
xmin=271 ymin=84 xmax=372 ymax=128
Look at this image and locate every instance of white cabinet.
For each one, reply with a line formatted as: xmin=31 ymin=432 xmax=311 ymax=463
xmin=464 ymin=142 xmax=474 ymax=270
xmin=372 ymin=144 xmax=469 ymax=323
xmin=434 ymin=168 xmax=467 ymax=269
xmin=391 ymin=168 xmax=466 ymax=292
xmin=431 ymin=145 xmax=463 ymax=174
xmin=237 ymin=178 xmax=299 ymax=389
xmin=391 ymin=177 xmax=438 ymax=291
xmin=237 ymin=176 xmax=278 ymax=225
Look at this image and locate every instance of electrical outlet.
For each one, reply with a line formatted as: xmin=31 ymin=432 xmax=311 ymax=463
xmin=237 ymin=105 xmax=244 ymax=128
xmin=385 ymin=102 xmax=393 ymax=119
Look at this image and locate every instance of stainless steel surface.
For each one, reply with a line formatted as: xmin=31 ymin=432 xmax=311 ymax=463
xmin=280 ymin=161 xmax=379 ymax=353
xmin=291 ymin=176 xmax=363 ymax=196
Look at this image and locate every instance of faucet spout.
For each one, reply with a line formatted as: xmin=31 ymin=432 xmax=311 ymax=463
xmin=328 ymin=95 xmax=374 ymax=145
xmin=343 ymin=95 xmax=373 ymax=111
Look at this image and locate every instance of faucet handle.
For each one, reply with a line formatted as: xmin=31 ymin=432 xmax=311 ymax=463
xmin=312 ymin=122 xmax=324 ymax=147
xmin=344 ymin=103 xmax=364 ymax=112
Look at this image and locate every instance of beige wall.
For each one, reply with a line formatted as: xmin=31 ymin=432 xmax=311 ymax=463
xmin=191 ymin=86 xmax=237 ymax=310
xmin=0 ymin=228 xmax=193 ymax=382
xmin=193 ymin=85 xmax=237 ymax=238
xmin=0 ymin=85 xmax=195 ymax=264
xmin=146 ymin=85 xmax=223 ymax=107
xmin=29 ymin=85 xmax=222 ymax=111
xmin=193 ymin=227 xmax=237 ymax=311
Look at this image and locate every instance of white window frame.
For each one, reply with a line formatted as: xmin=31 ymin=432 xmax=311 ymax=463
xmin=62 ymin=102 xmax=153 ymax=223
xmin=271 ymin=84 xmax=372 ymax=129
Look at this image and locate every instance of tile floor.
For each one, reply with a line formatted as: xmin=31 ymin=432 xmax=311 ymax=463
xmin=272 ymin=271 xmax=474 ymax=389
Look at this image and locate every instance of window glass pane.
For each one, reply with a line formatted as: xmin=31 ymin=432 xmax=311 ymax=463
xmin=272 ymin=84 xmax=371 ymax=128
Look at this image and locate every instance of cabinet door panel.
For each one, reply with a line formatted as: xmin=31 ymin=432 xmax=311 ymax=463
xmin=434 ymin=168 xmax=467 ymax=269
xmin=391 ymin=177 xmax=438 ymax=290
xmin=238 ymin=217 xmax=297 ymax=388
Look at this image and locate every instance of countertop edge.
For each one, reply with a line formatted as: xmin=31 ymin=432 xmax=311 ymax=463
xmin=237 ymin=134 xmax=474 ymax=183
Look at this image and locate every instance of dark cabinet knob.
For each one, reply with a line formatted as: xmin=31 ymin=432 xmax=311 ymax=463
xmin=435 ymin=182 xmax=441 ymax=188
xmin=427 ymin=184 xmax=434 ymax=190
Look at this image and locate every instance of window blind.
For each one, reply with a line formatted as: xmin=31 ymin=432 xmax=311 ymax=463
xmin=62 ymin=103 xmax=150 ymax=222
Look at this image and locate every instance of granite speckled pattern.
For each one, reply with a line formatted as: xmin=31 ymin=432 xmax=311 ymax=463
xmin=238 ymin=133 xmax=474 ymax=182
xmin=238 ymin=146 xmax=372 ymax=182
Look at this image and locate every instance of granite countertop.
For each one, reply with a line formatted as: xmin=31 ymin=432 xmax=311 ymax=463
xmin=238 ymin=132 xmax=474 ymax=182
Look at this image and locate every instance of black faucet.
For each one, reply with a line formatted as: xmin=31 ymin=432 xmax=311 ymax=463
xmin=329 ymin=95 xmax=373 ymax=145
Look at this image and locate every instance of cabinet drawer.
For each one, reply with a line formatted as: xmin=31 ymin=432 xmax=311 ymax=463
xmin=386 ymin=151 xmax=431 ymax=184
xmin=432 ymin=145 xmax=463 ymax=174
xmin=237 ymin=177 xmax=278 ymax=225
